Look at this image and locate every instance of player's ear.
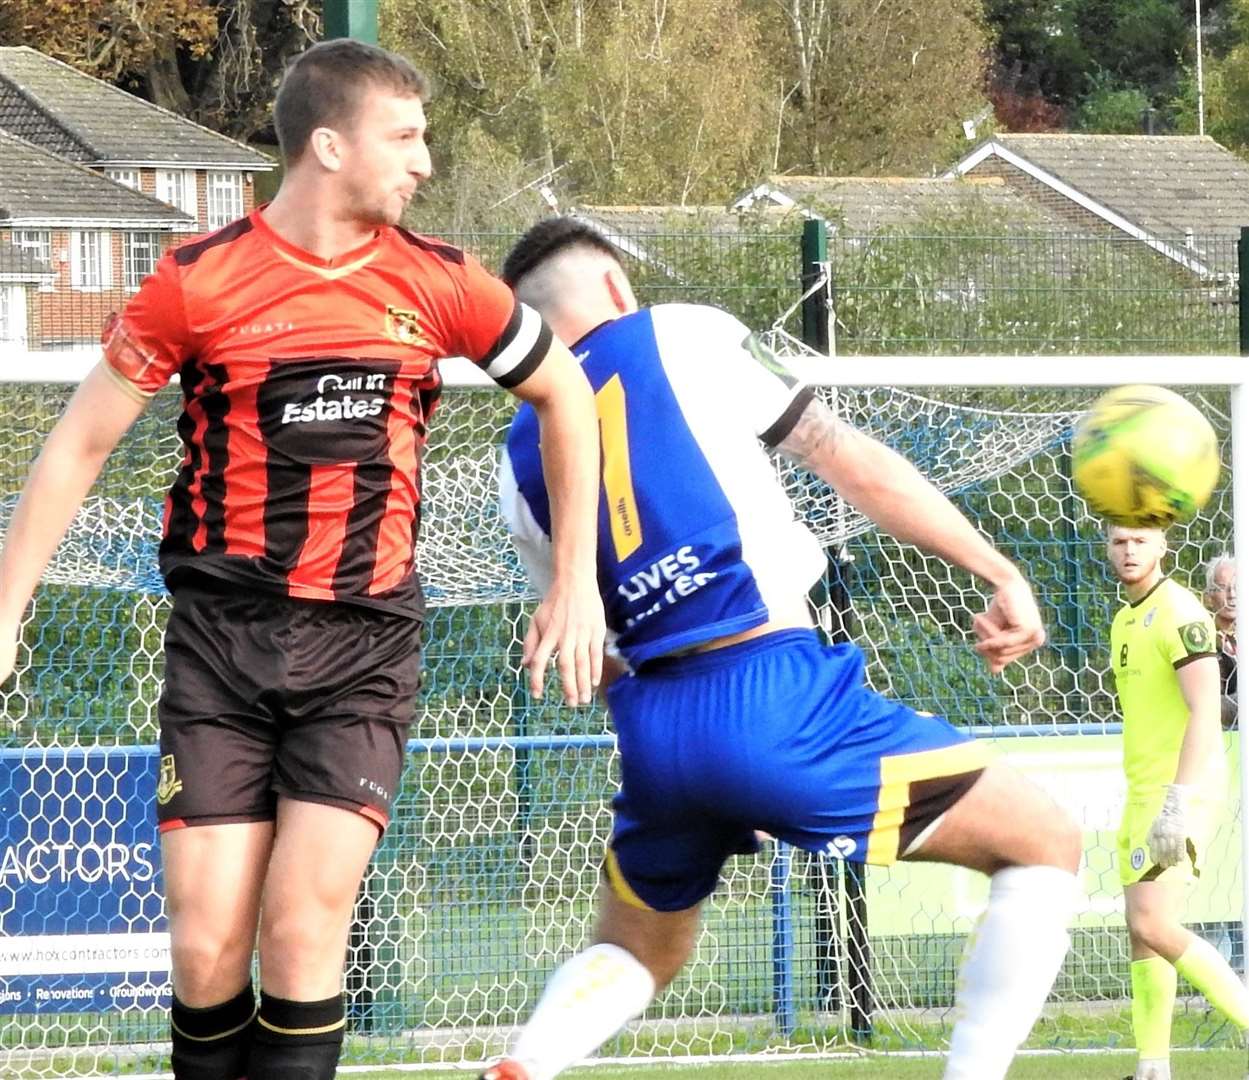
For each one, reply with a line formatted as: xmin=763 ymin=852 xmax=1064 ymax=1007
xmin=309 ymin=127 xmax=344 ymax=172
xmin=604 ymin=266 xmax=637 ymax=315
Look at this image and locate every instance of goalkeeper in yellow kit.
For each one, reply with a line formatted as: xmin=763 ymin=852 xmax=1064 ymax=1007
xmin=1107 ymin=524 xmax=1248 ymax=1080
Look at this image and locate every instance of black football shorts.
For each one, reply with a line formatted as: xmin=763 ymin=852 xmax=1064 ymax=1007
xmin=155 ymin=576 xmax=422 ymax=835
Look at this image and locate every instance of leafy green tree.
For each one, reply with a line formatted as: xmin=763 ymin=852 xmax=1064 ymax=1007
xmin=1073 ymin=73 xmax=1152 ymax=131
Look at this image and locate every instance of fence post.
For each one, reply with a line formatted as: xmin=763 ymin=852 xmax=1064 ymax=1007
xmin=1240 ymin=226 xmax=1249 ymax=357
xmin=770 ymin=842 xmax=796 ymax=1036
xmin=801 ymin=219 xmax=830 ymax=355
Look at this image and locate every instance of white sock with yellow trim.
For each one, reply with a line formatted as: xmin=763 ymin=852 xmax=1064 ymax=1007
xmin=509 ymin=943 xmax=655 ymax=1080
xmin=943 ymin=865 xmax=1079 ymax=1080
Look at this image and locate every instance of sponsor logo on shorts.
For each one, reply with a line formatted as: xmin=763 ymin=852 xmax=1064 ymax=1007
xmin=1131 ymin=846 xmax=1146 ymax=871
xmin=358 ymin=777 xmax=392 ymax=804
xmin=826 ymin=836 xmax=857 ymax=859
xmin=156 ymin=754 xmax=182 ymax=806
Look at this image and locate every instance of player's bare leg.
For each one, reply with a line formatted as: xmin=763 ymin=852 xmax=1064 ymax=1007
xmin=249 ymin=798 xmax=380 ymax=1080
xmin=1123 ymin=879 xmax=1249 ymax=1080
xmin=480 ymin=888 xmax=696 ymax=1080
xmin=905 ymin=760 xmax=1083 ymax=1080
xmin=161 ymin=821 xmax=273 ymax=1079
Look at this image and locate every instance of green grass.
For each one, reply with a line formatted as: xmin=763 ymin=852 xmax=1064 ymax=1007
xmin=347 ymin=1050 xmax=1246 ymax=1078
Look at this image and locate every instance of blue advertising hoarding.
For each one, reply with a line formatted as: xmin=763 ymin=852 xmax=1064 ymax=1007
xmin=0 ymin=746 xmax=169 ymax=1013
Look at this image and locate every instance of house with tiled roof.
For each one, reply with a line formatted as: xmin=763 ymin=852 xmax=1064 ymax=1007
xmin=0 ymin=46 xmax=273 ymax=235
xmin=0 ymin=129 xmax=194 ymax=347
xmin=731 ymin=175 xmax=1073 ymax=234
xmin=945 ymin=134 xmax=1249 ymax=276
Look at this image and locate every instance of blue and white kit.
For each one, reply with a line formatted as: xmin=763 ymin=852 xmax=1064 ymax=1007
xmin=500 ymin=304 xmax=988 ymax=911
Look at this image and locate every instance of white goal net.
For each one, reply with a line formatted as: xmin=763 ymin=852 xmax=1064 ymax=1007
xmin=0 ymin=351 xmax=1244 ymax=1076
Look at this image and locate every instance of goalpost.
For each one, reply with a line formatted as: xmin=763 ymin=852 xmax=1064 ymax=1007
xmin=0 ymin=350 xmax=1245 ymax=1076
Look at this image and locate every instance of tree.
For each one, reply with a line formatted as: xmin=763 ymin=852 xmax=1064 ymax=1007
xmin=761 ymin=0 xmax=993 ymax=175
xmin=385 ymin=0 xmax=773 ymax=206
xmin=0 ymin=0 xmax=319 ymax=140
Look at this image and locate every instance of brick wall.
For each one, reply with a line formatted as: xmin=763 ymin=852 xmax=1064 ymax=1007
xmin=1 ymin=227 xmax=182 ymax=346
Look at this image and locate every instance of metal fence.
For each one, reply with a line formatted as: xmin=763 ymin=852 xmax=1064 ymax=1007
xmin=0 ymin=226 xmax=1242 ymax=357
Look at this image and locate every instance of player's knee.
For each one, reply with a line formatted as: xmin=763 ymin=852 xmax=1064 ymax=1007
xmin=170 ymin=937 xmax=252 ymax=1005
xmin=1126 ymin=907 xmax=1171 ymax=954
xmin=1039 ymin=808 xmax=1083 ymax=873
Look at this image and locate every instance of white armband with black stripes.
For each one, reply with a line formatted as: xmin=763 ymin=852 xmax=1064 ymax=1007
xmin=480 ymin=302 xmax=552 ymax=389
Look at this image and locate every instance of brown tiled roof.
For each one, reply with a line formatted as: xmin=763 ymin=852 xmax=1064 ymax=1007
xmin=0 ymin=130 xmax=194 ymax=225
xmin=0 ymin=46 xmax=273 ymax=168
xmin=977 ymin=134 xmax=1249 ymax=241
xmin=748 ymin=175 xmax=1074 ymax=233
xmin=575 ymin=204 xmax=801 ymax=233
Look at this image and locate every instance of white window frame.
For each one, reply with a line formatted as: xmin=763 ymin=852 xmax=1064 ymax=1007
xmin=70 ymin=230 xmax=113 ymax=291
xmin=123 ymin=232 xmax=161 ymax=291
xmin=156 ymin=169 xmax=198 ymax=217
xmin=105 ymin=168 xmax=141 ymax=191
xmin=0 ymin=285 xmax=28 ymax=345
xmin=12 ymin=230 xmax=53 ymax=291
xmin=206 ymin=171 xmax=244 ymax=229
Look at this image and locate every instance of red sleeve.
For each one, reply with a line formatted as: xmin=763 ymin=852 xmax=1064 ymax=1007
xmin=440 ymin=251 xmax=552 ymax=389
xmin=101 ymin=251 xmax=190 ymax=397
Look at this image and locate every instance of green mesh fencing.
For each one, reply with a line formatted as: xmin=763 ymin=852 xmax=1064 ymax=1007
xmin=0 ymin=366 xmax=1240 ymax=1076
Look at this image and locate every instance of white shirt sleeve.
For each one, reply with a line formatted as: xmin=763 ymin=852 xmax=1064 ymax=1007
xmin=498 ymin=445 xmax=555 ymax=598
xmin=656 ymin=305 xmax=814 ymax=446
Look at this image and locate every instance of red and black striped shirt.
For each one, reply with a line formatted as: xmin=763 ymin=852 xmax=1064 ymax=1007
xmin=102 ymin=208 xmax=549 ymax=618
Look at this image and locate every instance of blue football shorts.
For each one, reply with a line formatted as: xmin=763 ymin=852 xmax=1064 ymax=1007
xmin=603 ymin=629 xmax=991 ymax=912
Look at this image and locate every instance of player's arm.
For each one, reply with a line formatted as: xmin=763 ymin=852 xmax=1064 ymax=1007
xmin=0 ymin=365 xmax=150 ymax=681
xmin=505 ymin=337 xmax=604 ymax=706
xmin=1146 ymin=631 xmax=1221 ymax=868
xmin=777 ymin=396 xmax=1042 ymax=672
xmin=1173 ymin=655 xmax=1222 ymax=785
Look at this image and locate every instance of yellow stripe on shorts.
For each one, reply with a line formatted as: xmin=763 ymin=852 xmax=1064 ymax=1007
xmin=866 ymin=740 xmax=992 ymax=865
xmin=604 ymin=845 xmax=654 ymax=911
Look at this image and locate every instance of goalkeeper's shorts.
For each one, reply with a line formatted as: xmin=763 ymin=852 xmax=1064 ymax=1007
xmin=1118 ymin=790 xmax=1220 ymax=887
xmin=603 ymin=628 xmax=991 ymax=912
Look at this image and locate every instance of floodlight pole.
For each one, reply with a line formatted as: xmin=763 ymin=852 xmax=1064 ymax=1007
xmin=1196 ymin=0 xmax=1206 ymax=136
xmin=323 ymin=0 xmax=379 ymax=44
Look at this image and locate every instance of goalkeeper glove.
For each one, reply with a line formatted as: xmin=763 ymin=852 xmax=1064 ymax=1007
xmin=1145 ymin=784 xmax=1193 ymax=869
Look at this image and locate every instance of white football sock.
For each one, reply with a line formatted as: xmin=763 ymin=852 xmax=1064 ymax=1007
xmin=943 ymin=865 xmax=1080 ymax=1080
xmin=1135 ymin=1057 xmax=1172 ymax=1080
xmin=511 ymin=943 xmax=656 ymax=1080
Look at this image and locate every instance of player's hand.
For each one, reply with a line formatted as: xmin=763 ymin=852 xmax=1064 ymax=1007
xmin=522 ymin=576 xmax=605 ymax=706
xmin=971 ymin=574 xmax=1046 ymax=674
xmin=1146 ymin=784 xmax=1193 ymax=869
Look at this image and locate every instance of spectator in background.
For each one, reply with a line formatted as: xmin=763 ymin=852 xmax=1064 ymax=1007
xmin=1203 ymin=554 xmax=1237 ymax=729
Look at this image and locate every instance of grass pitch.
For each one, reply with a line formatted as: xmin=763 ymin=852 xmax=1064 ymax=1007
xmin=354 ymin=1048 xmax=1246 ymax=1078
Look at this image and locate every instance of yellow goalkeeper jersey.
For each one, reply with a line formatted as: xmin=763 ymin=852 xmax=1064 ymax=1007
xmin=1110 ymin=577 xmax=1219 ymax=794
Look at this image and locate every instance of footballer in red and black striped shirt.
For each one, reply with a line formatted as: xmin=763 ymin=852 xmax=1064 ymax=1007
xmin=0 ymin=39 xmax=603 ymax=1080
xmin=102 ymin=206 xmax=548 ymax=619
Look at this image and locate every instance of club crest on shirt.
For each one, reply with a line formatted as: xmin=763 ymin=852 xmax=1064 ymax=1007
xmin=1143 ymin=607 xmax=1157 ymax=627
xmin=385 ymin=305 xmax=426 ymax=347
xmin=1179 ymin=620 xmax=1212 ymax=655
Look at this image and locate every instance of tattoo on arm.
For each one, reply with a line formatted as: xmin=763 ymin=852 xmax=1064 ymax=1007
xmin=777 ymin=395 xmax=844 ymax=467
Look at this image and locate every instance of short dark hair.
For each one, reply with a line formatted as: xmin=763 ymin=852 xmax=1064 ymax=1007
xmin=501 ymin=216 xmax=624 ymax=287
xmin=274 ymin=39 xmax=428 ymax=163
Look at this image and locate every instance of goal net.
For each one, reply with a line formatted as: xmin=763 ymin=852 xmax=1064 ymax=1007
xmin=0 ymin=351 xmax=1242 ymax=1076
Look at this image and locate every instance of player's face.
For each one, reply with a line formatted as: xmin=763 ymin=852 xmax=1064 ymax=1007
xmin=1106 ymin=526 xmax=1165 ymax=586
xmin=1208 ymin=563 xmax=1237 ymax=629
xmin=339 ymin=89 xmax=431 ymax=226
